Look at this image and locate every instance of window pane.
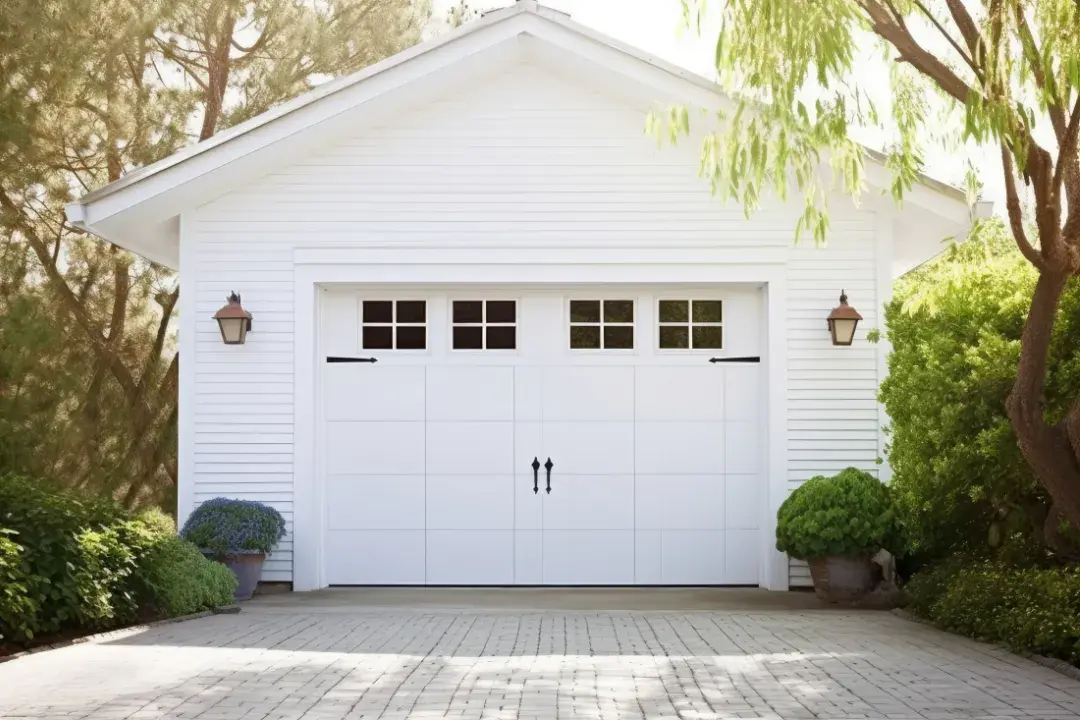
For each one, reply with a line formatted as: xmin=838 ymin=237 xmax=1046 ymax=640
xmin=396 ymin=300 xmax=426 ymax=324
xmin=693 ymin=300 xmax=723 ymax=323
xmin=362 ymin=301 xmax=392 ymax=324
xmin=603 ymin=300 xmax=634 ymax=323
xmin=570 ymin=325 xmax=601 ymax=349
xmin=486 ymin=326 xmax=516 ymax=350
xmin=396 ymin=326 xmax=426 ymax=349
xmin=362 ymin=326 xmax=392 ymax=349
xmin=659 ymin=326 xmax=689 ymax=349
xmin=452 ymin=326 xmax=482 ymax=350
xmin=486 ymin=300 xmax=516 ymax=324
xmin=692 ymin=326 xmax=723 ymax=349
xmin=604 ymin=326 xmax=634 ymax=349
xmin=453 ymin=301 xmax=483 ymax=324
xmin=658 ymin=300 xmax=688 ymax=323
xmin=569 ymin=300 xmax=600 ymax=323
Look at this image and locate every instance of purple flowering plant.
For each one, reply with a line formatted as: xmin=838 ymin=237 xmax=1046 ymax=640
xmin=180 ymin=498 xmax=286 ymax=557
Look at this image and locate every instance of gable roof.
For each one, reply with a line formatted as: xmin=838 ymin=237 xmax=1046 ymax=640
xmin=65 ymin=0 xmax=985 ymax=270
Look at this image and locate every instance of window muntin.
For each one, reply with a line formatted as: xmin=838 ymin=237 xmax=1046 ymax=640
xmin=451 ymin=300 xmax=517 ymax=350
xmin=361 ymin=300 xmax=427 ymax=350
xmin=569 ymin=300 xmax=634 ymax=350
xmin=658 ymin=300 xmax=722 ymax=350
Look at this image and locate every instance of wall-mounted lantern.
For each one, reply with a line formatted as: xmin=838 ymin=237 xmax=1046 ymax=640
xmin=827 ymin=290 xmax=862 ymax=346
xmin=213 ymin=292 xmax=252 ymax=345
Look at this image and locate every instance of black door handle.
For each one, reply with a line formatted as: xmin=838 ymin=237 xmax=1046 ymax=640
xmin=326 ymin=356 xmax=378 ymax=363
xmin=531 ymin=457 xmax=540 ymax=495
xmin=544 ymin=458 xmax=553 ymax=494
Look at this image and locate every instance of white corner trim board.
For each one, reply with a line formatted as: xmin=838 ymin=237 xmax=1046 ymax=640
xmin=291 ymin=259 xmax=789 ymax=591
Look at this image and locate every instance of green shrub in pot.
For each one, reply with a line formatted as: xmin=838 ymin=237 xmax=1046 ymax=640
xmin=180 ymin=498 xmax=286 ymax=601
xmin=776 ymin=467 xmax=903 ymax=600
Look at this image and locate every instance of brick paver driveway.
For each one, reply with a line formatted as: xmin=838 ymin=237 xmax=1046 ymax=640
xmin=2 ymin=589 xmax=1080 ymax=720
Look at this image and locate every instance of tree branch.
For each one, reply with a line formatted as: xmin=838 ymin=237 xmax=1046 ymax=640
xmin=858 ymin=0 xmax=972 ymax=104
xmin=908 ymin=0 xmax=980 ymax=80
xmin=1001 ymin=144 xmax=1048 ymax=271
xmin=943 ymin=0 xmax=983 ymax=61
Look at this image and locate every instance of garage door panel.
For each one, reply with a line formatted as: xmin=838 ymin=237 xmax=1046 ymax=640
xmin=326 ymin=530 xmax=425 ymax=585
xmin=725 ymin=528 xmax=760 ymax=584
xmin=542 ymin=422 xmax=634 ymax=475
xmin=514 ymin=367 xmax=543 ymax=421
xmin=635 ymin=474 xmax=724 ymax=530
xmin=514 ymin=473 xmax=543 ymax=529
xmin=635 ymin=367 xmax=723 ymax=421
xmin=543 ymin=530 xmax=634 ymax=585
xmin=427 ymin=366 xmax=514 ymax=421
xmin=725 ymin=475 xmax=759 ymax=530
xmin=514 ymin=529 xmax=543 ymax=584
xmin=327 ymin=421 xmax=424 ymax=475
xmin=634 ymin=530 xmax=662 ymax=584
xmin=325 ymin=365 xmax=425 ymax=421
xmin=542 ymin=367 xmax=634 ymax=421
xmin=327 ymin=474 xmax=425 ymax=530
xmin=542 ymin=474 xmax=634 ymax=530
xmin=660 ymin=530 xmax=724 ymax=584
xmin=635 ymin=421 xmax=724 ymax=475
xmin=426 ymin=475 xmax=513 ymax=530
xmin=725 ymin=422 xmax=760 ymax=474
xmin=426 ymin=531 xmax=513 ymax=584
xmin=723 ymin=366 xmax=760 ymax=423
xmin=426 ymin=421 xmax=514 ymax=474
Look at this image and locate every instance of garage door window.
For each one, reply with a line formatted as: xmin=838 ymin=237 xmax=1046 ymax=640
xmin=569 ymin=299 xmax=634 ymax=349
xmin=452 ymin=300 xmax=517 ymax=350
xmin=361 ymin=300 xmax=426 ymax=350
xmin=658 ymin=300 xmax=723 ymax=349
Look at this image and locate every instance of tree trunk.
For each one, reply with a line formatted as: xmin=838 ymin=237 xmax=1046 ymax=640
xmin=1006 ymin=271 xmax=1080 ymax=535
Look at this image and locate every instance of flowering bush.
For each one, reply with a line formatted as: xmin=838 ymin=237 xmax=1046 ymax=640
xmin=180 ymin=498 xmax=286 ymax=557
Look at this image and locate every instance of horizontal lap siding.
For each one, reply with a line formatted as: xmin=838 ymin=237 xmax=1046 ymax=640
xmin=786 ymin=222 xmax=882 ymax=586
xmin=190 ymin=61 xmax=884 ymax=585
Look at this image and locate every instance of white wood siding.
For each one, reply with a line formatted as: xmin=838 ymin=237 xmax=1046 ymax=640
xmin=189 ymin=61 xmax=885 ymax=584
xmin=786 ymin=224 xmax=883 ymax=587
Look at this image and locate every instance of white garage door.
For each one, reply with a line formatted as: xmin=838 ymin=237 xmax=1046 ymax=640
xmin=322 ymin=290 xmax=762 ymax=585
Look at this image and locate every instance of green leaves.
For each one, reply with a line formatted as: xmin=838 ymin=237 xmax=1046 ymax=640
xmin=136 ymin=536 xmax=237 ymax=617
xmin=906 ymin=560 xmax=1080 ymax=664
xmin=879 ymin=220 xmax=1080 ymax=560
xmin=776 ymin=467 xmax=902 ymax=559
xmin=0 ymin=475 xmax=218 ymax=647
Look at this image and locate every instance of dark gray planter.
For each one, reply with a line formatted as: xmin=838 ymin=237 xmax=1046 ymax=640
xmin=807 ymin=555 xmax=876 ymax=602
xmin=220 ymin=554 xmax=266 ymax=601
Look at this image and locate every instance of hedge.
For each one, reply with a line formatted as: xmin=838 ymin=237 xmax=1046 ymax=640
xmin=905 ymin=559 xmax=1080 ymax=664
xmin=0 ymin=475 xmax=236 ymax=647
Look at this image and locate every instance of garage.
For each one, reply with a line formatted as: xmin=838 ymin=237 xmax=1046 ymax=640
xmin=319 ymin=288 xmax=763 ymax=585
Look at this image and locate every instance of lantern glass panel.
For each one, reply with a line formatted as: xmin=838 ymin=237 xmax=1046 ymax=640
xmin=830 ymin=317 xmax=859 ymax=345
xmin=218 ymin=317 xmax=247 ymax=344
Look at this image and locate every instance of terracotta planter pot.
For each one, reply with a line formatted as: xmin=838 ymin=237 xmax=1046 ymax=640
xmin=220 ymin=554 xmax=266 ymax=601
xmin=807 ymin=555 xmax=876 ymax=603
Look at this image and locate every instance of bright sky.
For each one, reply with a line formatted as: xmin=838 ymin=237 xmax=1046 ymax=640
xmin=432 ymin=0 xmax=1007 ymax=213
